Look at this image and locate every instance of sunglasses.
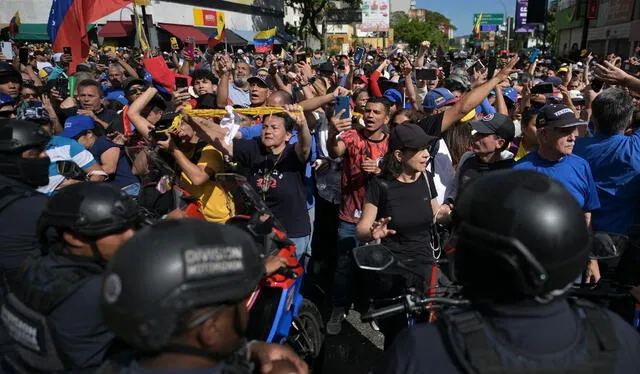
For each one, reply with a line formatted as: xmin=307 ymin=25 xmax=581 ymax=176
xmin=22 ymin=93 xmax=39 ymax=99
xmin=127 ymin=86 xmax=145 ymax=94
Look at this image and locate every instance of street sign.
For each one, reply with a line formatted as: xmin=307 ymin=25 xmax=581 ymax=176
xmin=474 ymin=13 xmax=504 ymax=25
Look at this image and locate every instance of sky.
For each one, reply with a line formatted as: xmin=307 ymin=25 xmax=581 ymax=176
xmin=416 ymin=0 xmax=518 ymax=37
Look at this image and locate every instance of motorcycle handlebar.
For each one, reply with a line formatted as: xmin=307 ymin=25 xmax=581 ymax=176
xmin=361 ymin=297 xmax=470 ymax=322
xmin=362 ymin=303 xmax=406 ymax=321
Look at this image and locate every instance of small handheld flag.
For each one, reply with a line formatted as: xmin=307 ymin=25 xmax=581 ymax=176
xmin=254 ymin=27 xmax=277 ymax=53
xmin=208 ymin=11 xmax=226 ymax=49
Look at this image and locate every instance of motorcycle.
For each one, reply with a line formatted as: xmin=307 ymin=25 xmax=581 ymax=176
xmin=216 ymin=173 xmax=324 ymax=364
xmin=352 ymin=243 xmax=467 ymax=324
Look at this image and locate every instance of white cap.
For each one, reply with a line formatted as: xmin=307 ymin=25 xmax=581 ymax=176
xmin=237 ymin=49 xmax=244 ymax=54
xmin=569 ymin=90 xmax=584 ymax=101
xmin=366 ymin=55 xmax=374 ymax=60
xmin=53 ymin=53 xmax=63 ymax=62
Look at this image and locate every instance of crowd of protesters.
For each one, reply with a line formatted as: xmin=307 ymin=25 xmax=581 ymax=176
xmin=3 ymin=34 xmax=640 ymax=373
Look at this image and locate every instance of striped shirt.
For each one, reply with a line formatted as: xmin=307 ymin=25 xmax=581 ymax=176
xmin=37 ymin=136 xmax=97 ymax=196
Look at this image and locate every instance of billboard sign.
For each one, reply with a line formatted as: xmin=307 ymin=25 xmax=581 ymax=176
xmin=515 ymin=0 xmax=537 ymax=32
xmin=360 ymin=0 xmax=390 ymax=32
xmin=473 ymin=13 xmax=504 ymax=25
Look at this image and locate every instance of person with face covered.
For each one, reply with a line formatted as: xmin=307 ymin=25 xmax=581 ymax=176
xmin=99 ymin=219 xmax=308 ymax=374
xmin=0 ymin=119 xmax=51 ymax=275
xmin=3 ymin=183 xmax=139 ymax=372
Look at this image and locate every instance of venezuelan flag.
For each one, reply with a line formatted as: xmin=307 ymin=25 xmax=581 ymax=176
xmin=48 ymin=0 xmax=132 ymax=73
xmin=208 ymin=12 xmax=226 ymax=49
xmin=254 ymin=27 xmax=277 ymax=53
xmin=9 ymin=11 xmax=21 ymax=36
xmin=473 ymin=13 xmax=483 ymax=39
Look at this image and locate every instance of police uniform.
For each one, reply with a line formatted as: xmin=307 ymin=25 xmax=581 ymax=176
xmin=0 ymin=174 xmax=47 ymax=274
xmin=2 ymin=183 xmax=138 ymax=373
xmin=377 ymin=298 xmax=640 ymax=374
xmin=378 ymin=170 xmax=640 ymax=374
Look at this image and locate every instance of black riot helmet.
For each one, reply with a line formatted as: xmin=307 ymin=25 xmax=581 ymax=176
xmin=452 ymin=170 xmax=591 ymax=301
xmin=0 ymin=119 xmax=50 ymax=153
xmin=0 ymin=119 xmax=51 ymax=186
xmin=37 ymin=182 xmax=138 ymax=260
xmin=101 ymin=219 xmax=264 ymax=353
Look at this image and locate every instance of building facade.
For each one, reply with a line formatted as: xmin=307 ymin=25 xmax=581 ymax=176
xmin=557 ymin=0 xmax=640 ymax=58
xmin=5 ymin=0 xmax=286 ymax=48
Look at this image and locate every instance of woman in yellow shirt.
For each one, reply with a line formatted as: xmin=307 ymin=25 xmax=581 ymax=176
xmin=157 ymin=119 xmax=234 ymax=223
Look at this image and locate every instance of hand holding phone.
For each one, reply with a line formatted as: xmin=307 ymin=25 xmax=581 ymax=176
xmin=335 ymin=96 xmax=351 ymax=120
xmin=416 ymin=68 xmax=438 ymax=81
xmin=354 ymin=47 xmax=365 ymax=66
xmin=531 ymin=82 xmax=554 ymax=94
xmin=175 ymin=77 xmax=189 ymax=90
xmin=63 ymin=47 xmax=72 ymax=56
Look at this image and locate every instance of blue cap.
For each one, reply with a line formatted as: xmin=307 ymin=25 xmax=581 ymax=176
xmin=544 ymin=76 xmax=563 ymax=86
xmin=422 ymin=88 xmax=459 ymax=111
xmin=502 ymin=87 xmax=518 ymax=103
xmin=383 ymin=88 xmax=403 ymax=104
xmin=60 ymin=115 xmax=95 ymax=138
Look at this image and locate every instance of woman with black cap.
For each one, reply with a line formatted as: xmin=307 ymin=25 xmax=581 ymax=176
xmin=355 ymin=123 xmax=452 ymax=348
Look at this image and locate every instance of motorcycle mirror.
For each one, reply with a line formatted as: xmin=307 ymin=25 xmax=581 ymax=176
xmin=590 ymin=232 xmax=628 ymax=260
xmin=353 ymin=244 xmax=395 ymax=271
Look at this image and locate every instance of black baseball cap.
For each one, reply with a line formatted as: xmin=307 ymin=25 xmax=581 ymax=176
xmin=536 ymin=104 xmax=587 ymax=129
xmin=318 ymin=62 xmax=334 ymax=74
xmin=470 ymin=113 xmax=515 ymax=142
xmin=390 ymin=123 xmax=438 ymax=151
xmin=247 ymin=75 xmax=274 ymax=90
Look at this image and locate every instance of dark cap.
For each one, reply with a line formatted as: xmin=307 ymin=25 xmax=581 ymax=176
xmin=390 ymin=123 xmax=438 ymax=151
xmin=470 ymin=113 xmax=515 ymax=142
xmin=318 ymin=62 xmax=335 ymax=74
xmin=247 ymin=75 xmax=274 ymax=90
xmin=536 ymin=104 xmax=587 ymax=129
xmin=123 ymin=77 xmax=149 ymax=91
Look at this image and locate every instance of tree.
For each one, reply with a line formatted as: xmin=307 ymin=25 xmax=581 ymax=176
xmin=394 ymin=18 xmax=448 ymax=48
xmin=284 ymin=0 xmax=361 ymax=49
xmin=390 ymin=11 xmax=408 ymax=28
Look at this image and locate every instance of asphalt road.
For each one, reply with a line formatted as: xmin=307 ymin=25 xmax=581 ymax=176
xmin=317 ymin=309 xmax=385 ymax=374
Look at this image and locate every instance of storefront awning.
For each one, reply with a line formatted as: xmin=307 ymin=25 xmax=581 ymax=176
xmin=98 ymin=21 xmax=134 ymax=38
xmin=158 ymin=23 xmax=210 ymax=45
xmin=12 ymin=23 xmax=96 ymax=41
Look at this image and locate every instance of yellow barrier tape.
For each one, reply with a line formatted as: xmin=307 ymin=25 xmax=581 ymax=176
xmin=155 ymin=105 xmax=306 ymax=134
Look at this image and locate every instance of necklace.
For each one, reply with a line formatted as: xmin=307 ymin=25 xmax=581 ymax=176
xmin=260 ymin=150 xmax=284 ymax=200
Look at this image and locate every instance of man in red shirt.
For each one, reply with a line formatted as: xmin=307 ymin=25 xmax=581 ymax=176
xmin=326 ymin=96 xmax=390 ymax=334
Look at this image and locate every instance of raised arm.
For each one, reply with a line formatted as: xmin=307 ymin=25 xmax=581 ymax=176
xmin=441 ymin=57 xmax=519 ymax=132
xmin=127 ymin=87 xmax=159 ymax=139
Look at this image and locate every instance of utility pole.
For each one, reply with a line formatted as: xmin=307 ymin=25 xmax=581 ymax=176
xmin=580 ymin=0 xmax=590 ymax=50
xmin=506 ymin=16 xmax=511 ymax=52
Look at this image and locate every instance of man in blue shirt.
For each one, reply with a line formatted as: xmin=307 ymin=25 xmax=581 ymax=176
xmin=573 ymin=88 xmax=640 ymax=235
xmin=514 ymin=104 xmax=600 ymax=281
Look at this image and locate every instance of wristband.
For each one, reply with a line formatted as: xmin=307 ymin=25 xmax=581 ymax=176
xmin=87 ymin=170 xmax=109 ymax=181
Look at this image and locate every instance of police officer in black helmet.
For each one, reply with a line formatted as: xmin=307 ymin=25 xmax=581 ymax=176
xmin=99 ymin=219 xmax=308 ymax=374
xmin=376 ymin=170 xmax=640 ymax=374
xmin=0 ymin=119 xmax=50 ymax=275
xmin=2 ymin=182 xmax=138 ymax=372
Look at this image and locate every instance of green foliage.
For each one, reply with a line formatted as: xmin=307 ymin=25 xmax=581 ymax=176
xmin=285 ymin=0 xmax=361 ymax=49
xmin=393 ymin=18 xmax=448 ymax=48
